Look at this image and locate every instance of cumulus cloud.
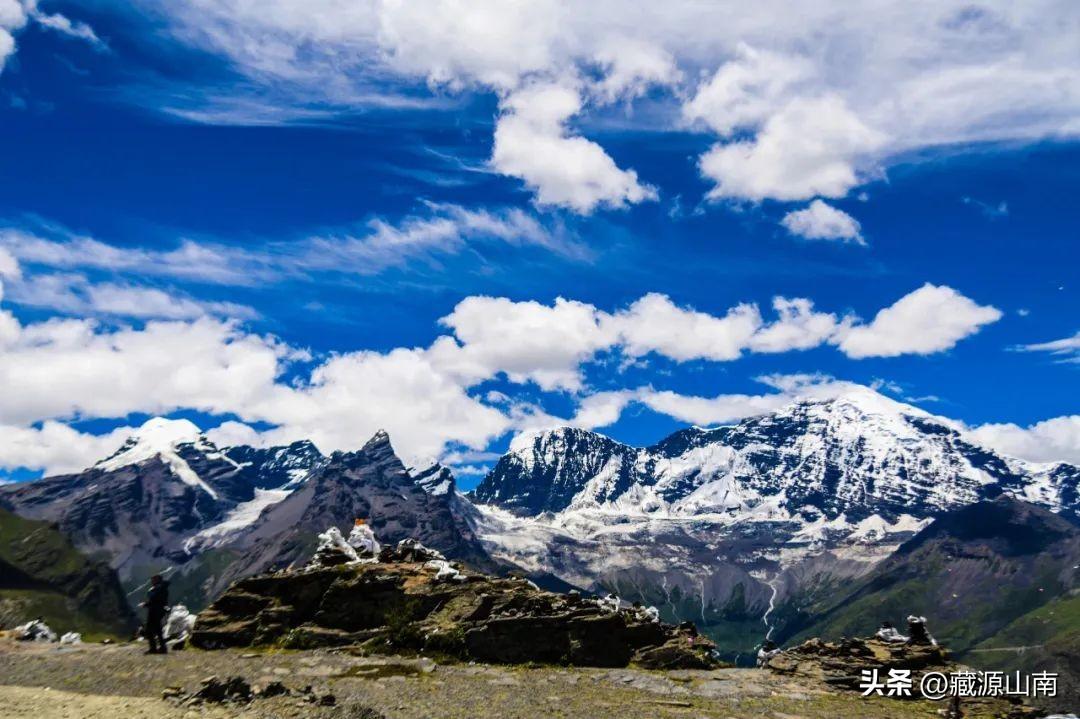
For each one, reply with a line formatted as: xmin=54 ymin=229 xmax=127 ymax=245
xmin=125 ymin=1 xmax=1080 ymax=210
xmin=699 ymin=96 xmax=887 ymax=202
xmin=748 ymin=298 xmax=850 ymax=353
xmin=0 ymin=0 xmax=28 ymax=71
xmin=609 ymin=293 xmax=761 ymax=362
xmin=491 ymin=81 xmax=657 ymax=213
xmin=683 ymin=43 xmax=810 ymax=136
xmin=0 ymin=282 xmax=1005 ymax=472
xmin=592 ymin=35 xmax=680 ymax=102
xmin=0 ymin=314 xmax=294 ymax=426
xmin=434 ymin=295 xmax=613 ymax=391
xmin=836 ymin=284 xmax=1002 ymax=359
xmin=966 ymin=416 xmax=1080 ymax=464
xmin=0 ymin=421 xmax=131 ymax=476
xmin=1015 ymin=331 xmax=1080 ymax=364
xmin=781 ymin=200 xmax=865 ymax=244
xmin=637 ymin=389 xmax=791 ymax=427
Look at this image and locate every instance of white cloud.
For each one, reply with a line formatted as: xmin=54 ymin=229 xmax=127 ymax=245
xmin=748 ymin=298 xmax=849 ymax=353
xmin=0 ymin=228 xmax=270 ymax=286
xmin=0 ymin=282 xmax=1004 ymax=472
xmin=0 ymin=205 xmax=577 ymax=287
xmin=699 ymin=96 xmax=887 ymax=202
xmin=609 ymin=292 xmax=761 ymax=361
xmin=4 ymin=272 xmax=256 ymax=320
xmin=23 ymin=0 xmax=103 ymax=47
xmin=298 ymin=202 xmax=587 ymax=272
xmin=592 ymin=36 xmax=680 ymax=102
xmin=0 ymin=0 xmax=101 ymax=74
xmin=377 ymin=0 xmax=563 ymax=90
xmin=124 ymin=2 xmax=1080 ymax=207
xmin=241 ymin=347 xmax=512 ymax=463
xmin=966 ymin=416 xmax=1080 ymax=465
xmin=637 ymin=389 xmax=789 ymax=427
xmin=836 ymin=283 xmax=1002 ymax=359
xmin=433 ymin=295 xmax=613 ymax=391
xmin=0 ymin=421 xmax=132 ymax=476
xmin=0 ymin=313 xmax=293 ymax=426
xmin=0 ymin=0 xmax=28 ymax=72
xmin=682 ymin=43 xmax=810 ymax=136
xmin=1015 ymin=331 xmax=1080 ymax=364
xmin=0 ymin=246 xmax=18 ymax=304
xmin=0 ymin=246 xmax=19 ymax=280
xmin=491 ymin=81 xmax=657 ymax=213
xmin=781 ymin=200 xmax=865 ymax=244
xmin=111 ymin=0 xmax=1080 ymax=207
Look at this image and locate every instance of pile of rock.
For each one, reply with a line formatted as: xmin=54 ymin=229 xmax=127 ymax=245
xmin=191 ymin=537 xmax=717 ymax=669
xmin=162 ymin=675 xmax=341 ymax=709
xmin=763 ymin=635 xmax=952 ymax=692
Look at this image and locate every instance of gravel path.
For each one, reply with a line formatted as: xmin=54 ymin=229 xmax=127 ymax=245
xmin=0 ymin=639 xmax=953 ymax=718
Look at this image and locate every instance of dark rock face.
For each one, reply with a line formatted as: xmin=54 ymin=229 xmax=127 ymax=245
xmin=191 ymin=547 xmax=717 ymax=669
xmin=473 ymin=428 xmax=639 ymax=516
xmin=211 ymin=432 xmax=496 ymax=591
xmin=0 ymin=433 xmax=326 ymax=583
xmin=0 ymin=459 xmax=225 ymax=578
xmin=223 ymin=441 xmax=326 ymax=492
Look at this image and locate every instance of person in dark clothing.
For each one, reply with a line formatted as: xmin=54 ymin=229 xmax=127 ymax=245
xmin=141 ymin=574 xmax=170 ymax=654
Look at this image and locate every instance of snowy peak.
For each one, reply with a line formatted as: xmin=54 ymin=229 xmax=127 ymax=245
xmin=97 ymin=417 xmax=204 ymax=467
xmin=95 ymin=417 xmax=223 ymax=499
xmin=474 ymin=426 xmax=637 ymax=515
xmin=474 ymin=387 xmax=1080 ymax=522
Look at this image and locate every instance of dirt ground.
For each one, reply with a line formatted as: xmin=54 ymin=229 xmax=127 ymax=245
xmin=0 ymin=639 xmax=988 ymax=719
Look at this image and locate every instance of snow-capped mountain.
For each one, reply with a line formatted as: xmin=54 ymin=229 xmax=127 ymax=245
xmin=0 ymin=419 xmax=493 ymax=610
xmin=467 ymin=387 xmax=1079 ymax=657
xmin=475 ymin=386 xmax=1077 ymax=522
xmin=200 ymin=430 xmax=495 ymax=597
xmin=0 ymin=418 xmax=327 ymax=581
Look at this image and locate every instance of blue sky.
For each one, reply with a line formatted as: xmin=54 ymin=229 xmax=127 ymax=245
xmin=0 ymin=1 xmax=1077 ymax=487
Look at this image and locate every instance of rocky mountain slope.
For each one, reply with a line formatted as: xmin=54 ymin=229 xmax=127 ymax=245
xmin=0 ymin=418 xmax=327 ymax=591
xmin=0 ymin=420 xmax=494 ymax=611
xmin=190 ymin=431 xmax=496 ymax=602
xmin=467 ymin=387 xmax=1079 ymax=658
xmin=787 ymin=496 xmax=1080 ymax=712
xmin=0 ymin=507 xmax=135 ymax=638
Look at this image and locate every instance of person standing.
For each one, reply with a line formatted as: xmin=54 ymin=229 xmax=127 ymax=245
xmin=141 ymin=574 xmax=170 ymax=654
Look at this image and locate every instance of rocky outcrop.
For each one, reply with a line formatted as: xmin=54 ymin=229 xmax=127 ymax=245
xmin=764 ymin=634 xmax=1042 ymax=717
xmin=764 ymin=636 xmax=952 ymax=692
xmin=191 ymin=540 xmax=717 ymax=669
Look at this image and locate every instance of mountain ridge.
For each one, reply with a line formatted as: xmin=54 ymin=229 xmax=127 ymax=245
xmin=1 ymin=385 xmax=1076 ymax=657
